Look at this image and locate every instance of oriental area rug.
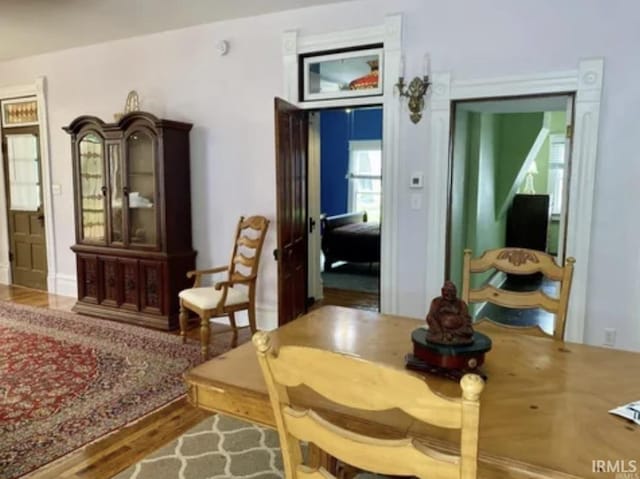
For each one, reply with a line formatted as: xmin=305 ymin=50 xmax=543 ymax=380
xmin=0 ymin=301 xmax=203 ymax=479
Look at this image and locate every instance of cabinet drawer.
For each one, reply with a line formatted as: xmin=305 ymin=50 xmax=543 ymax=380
xmin=140 ymin=260 xmax=165 ymax=315
xmin=77 ymin=254 xmax=99 ymax=303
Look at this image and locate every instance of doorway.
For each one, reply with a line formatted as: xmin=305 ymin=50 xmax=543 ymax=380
xmin=0 ymin=120 xmax=48 ymax=290
xmin=447 ymin=94 xmax=573 ymax=333
xmin=314 ymin=106 xmax=383 ymax=312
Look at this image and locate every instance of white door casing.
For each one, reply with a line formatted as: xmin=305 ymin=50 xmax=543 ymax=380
xmin=427 ymin=59 xmax=604 ymax=343
xmin=282 ymin=14 xmax=403 ymax=314
xmin=0 ymin=77 xmax=57 ymax=292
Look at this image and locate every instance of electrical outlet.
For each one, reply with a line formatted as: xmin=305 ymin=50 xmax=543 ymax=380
xmin=604 ymin=328 xmax=616 ymax=347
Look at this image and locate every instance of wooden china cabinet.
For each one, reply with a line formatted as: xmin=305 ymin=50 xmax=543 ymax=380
xmin=64 ymin=112 xmax=196 ymax=330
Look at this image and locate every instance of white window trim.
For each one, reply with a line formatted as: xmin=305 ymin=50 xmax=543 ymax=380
xmin=347 ymin=139 xmax=382 ymax=215
xmin=548 ymin=133 xmax=566 ymax=218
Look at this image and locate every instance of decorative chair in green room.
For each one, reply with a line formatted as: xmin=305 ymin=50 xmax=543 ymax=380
xmin=462 ymin=247 xmax=575 ymax=340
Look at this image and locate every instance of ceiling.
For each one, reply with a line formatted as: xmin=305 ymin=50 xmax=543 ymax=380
xmin=0 ymin=0 xmax=351 ymax=62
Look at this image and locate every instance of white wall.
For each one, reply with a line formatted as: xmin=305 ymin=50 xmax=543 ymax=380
xmin=1 ymin=0 xmax=639 ymax=350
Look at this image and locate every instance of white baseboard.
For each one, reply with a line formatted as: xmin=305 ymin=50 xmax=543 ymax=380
xmin=210 ymin=304 xmax=277 ymax=331
xmin=0 ymin=263 xmax=10 ymax=284
xmin=0 ymin=267 xmax=75 ymax=297
xmin=256 ymin=305 xmax=277 ymax=331
xmin=54 ymin=274 xmax=77 ymax=297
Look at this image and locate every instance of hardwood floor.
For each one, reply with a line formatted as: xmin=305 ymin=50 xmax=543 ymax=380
xmin=0 ymin=285 xmax=234 ymax=479
xmin=1 ymin=283 xmax=381 ymax=478
xmin=317 ymin=287 xmax=379 ymax=312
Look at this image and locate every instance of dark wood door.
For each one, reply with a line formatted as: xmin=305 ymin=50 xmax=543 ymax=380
xmin=274 ymin=98 xmax=308 ymax=326
xmin=1 ymin=127 xmax=48 ymax=290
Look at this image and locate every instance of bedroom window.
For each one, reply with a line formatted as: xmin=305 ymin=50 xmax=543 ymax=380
xmin=347 ymin=140 xmax=381 ymax=223
xmin=548 ymin=134 xmax=566 ymax=217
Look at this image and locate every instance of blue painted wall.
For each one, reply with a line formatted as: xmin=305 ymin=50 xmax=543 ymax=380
xmin=320 ymin=107 xmax=383 ymax=216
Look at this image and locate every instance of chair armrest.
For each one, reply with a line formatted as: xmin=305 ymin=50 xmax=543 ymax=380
xmin=213 ymin=275 xmax=257 ymax=291
xmin=187 ymin=266 xmax=228 ymax=287
xmin=211 ymin=275 xmax=257 ymax=310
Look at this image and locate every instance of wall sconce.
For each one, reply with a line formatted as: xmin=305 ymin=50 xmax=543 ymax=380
xmin=396 ymin=55 xmax=431 ymax=124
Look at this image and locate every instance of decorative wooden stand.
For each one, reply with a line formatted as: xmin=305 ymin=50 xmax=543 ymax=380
xmin=406 ymin=328 xmax=492 ymax=381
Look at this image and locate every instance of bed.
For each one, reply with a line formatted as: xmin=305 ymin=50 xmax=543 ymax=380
xmin=320 ymin=211 xmax=380 ymax=271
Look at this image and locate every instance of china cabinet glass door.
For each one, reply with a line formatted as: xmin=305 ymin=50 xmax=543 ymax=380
xmin=108 ymin=143 xmax=124 ymax=243
xmin=78 ymin=133 xmax=106 ymax=243
xmin=125 ymin=131 xmax=157 ymax=246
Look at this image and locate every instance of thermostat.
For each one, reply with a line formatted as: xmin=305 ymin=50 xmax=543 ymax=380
xmin=410 ymin=172 xmax=423 ymax=189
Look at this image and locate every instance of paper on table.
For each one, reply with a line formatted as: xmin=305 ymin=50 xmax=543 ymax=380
xmin=609 ymin=401 xmax=640 ymax=425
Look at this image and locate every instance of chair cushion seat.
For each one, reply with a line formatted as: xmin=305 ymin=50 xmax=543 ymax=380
xmin=179 ymin=286 xmax=248 ymax=310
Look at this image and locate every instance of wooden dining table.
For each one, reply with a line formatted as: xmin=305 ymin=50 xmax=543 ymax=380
xmin=184 ymin=306 xmax=640 ymax=479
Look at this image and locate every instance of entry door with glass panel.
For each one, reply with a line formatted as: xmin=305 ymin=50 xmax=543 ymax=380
xmin=1 ymin=127 xmax=48 ymax=290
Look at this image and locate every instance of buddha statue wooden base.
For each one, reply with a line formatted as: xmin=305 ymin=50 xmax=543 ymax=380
xmin=406 ymin=328 xmax=492 ymax=381
xmin=405 ymin=280 xmax=492 ymax=380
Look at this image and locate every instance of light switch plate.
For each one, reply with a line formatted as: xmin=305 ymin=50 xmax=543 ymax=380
xmin=51 ymin=184 xmax=61 ymax=195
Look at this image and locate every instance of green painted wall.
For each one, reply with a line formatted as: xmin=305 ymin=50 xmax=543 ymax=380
xmin=495 ymin=113 xmax=545 ymax=212
xmin=470 ymin=113 xmax=504 ymax=287
xmin=449 ymin=110 xmax=471 ymax=290
xmin=449 ymin=109 xmax=551 ymax=290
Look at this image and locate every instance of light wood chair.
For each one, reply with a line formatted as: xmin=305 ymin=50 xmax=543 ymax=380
xmin=253 ymin=331 xmax=485 ymax=479
xmin=179 ymin=216 xmax=269 ymax=358
xmin=462 ymin=247 xmax=575 ymax=340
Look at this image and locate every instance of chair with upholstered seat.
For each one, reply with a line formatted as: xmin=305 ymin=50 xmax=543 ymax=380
xmin=179 ymin=215 xmax=269 ymax=358
xmin=462 ymin=247 xmax=575 ymax=340
xmin=253 ymin=330 xmax=485 ymax=479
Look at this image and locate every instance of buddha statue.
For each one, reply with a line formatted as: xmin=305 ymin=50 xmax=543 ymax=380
xmin=426 ymin=281 xmax=474 ymax=346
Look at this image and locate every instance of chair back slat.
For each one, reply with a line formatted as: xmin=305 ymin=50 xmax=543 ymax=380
xmin=253 ymin=332 xmax=484 ymax=479
xmin=283 ymin=407 xmax=460 ymax=479
xmin=237 ymin=236 xmax=260 ymax=249
xmin=468 ymin=286 xmax=559 ymax=313
xmin=468 ymin=248 xmax=565 ymax=280
xmin=462 ymin=248 xmax=575 ymax=340
xmin=270 ymin=345 xmax=462 ymax=429
xmin=233 ymin=253 xmax=255 ymax=268
xmin=228 ymin=215 xmax=269 ymax=281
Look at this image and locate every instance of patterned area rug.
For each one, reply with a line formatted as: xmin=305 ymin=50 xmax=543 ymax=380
xmin=0 ymin=301 xmax=202 ymax=479
xmin=113 ymin=415 xmax=284 ymax=479
xmin=114 ymin=415 xmax=387 ymax=479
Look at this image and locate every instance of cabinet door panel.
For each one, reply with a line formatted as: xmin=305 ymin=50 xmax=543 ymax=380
xmin=77 ymin=254 xmax=99 ymax=303
xmin=120 ymin=258 xmax=140 ymax=311
xmin=100 ymin=257 xmax=119 ymax=307
xmin=78 ymin=133 xmax=106 ymax=243
xmin=107 ymin=142 xmax=124 ymax=245
xmin=140 ymin=260 xmax=164 ymax=315
xmin=125 ymin=130 xmax=158 ymax=248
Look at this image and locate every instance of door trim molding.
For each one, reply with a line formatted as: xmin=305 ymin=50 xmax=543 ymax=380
xmin=282 ymin=14 xmax=402 ymax=314
xmin=0 ymin=77 xmax=57 ymax=292
xmin=427 ymin=59 xmax=604 ymax=343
